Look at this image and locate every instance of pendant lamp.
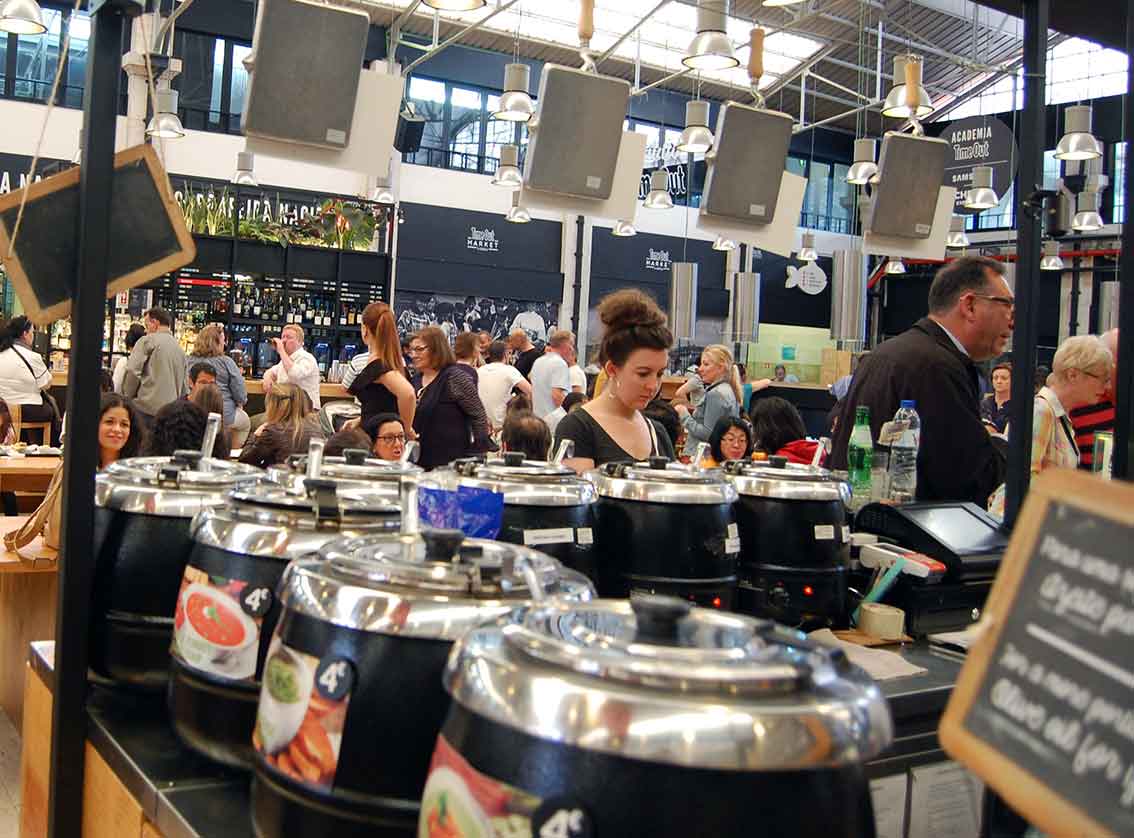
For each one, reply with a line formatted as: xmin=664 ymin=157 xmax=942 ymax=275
xmin=505 ymin=191 xmax=531 ymax=224
xmin=846 ymin=138 xmax=878 ymax=185
xmin=1054 ymin=104 xmax=1103 ymax=162
xmin=1040 ymin=240 xmax=1065 ymax=271
xmin=491 ymin=144 xmax=523 ymax=188
xmin=493 ymin=63 xmax=533 ymax=123
xmin=423 ymin=0 xmax=485 ymax=10
xmin=886 ymin=258 xmax=906 ymax=275
xmin=677 ymin=101 xmax=714 ymax=154
xmin=0 ymin=0 xmax=47 ymax=35
xmin=964 ymin=166 xmax=999 ymax=210
xmin=683 ymin=0 xmax=738 ymax=71
xmin=712 ymin=235 xmax=736 ymax=251
xmin=945 ymin=215 xmax=969 ymax=249
xmin=232 ymin=152 xmax=257 ymax=187
xmin=1071 ymin=191 xmax=1104 ymax=232
xmin=643 ymin=169 xmax=674 ymax=210
xmin=145 ymin=89 xmax=185 ymax=139
xmin=612 ymin=220 xmax=637 ymax=237
xmin=881 ymin=55 xmax=932 ymax=119
xmin=797 ymin=232 xmax=817 ymax=261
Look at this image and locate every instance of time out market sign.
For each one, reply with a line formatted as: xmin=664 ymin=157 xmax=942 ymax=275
xmin=940 ymin=116 xmax=1018 ymax=215
xmin=645 ymin=248 xmax=671 ymax=272
xmin=467 ymin=226 xmax=500 ymax=253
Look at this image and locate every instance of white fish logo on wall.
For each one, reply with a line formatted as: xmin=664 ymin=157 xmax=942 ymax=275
xmin=785 ymin=262 xmax=828 ymax=295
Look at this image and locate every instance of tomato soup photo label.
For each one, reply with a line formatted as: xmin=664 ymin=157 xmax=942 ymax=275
xmin=171 ymin=568 xmax=263 ymax=682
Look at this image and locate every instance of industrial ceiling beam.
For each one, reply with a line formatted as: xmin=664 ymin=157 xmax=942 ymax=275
xmin=402 ymin=0 xmax=524 ymax=76
xmin=596 ymin=0 xmax=670 ymax=68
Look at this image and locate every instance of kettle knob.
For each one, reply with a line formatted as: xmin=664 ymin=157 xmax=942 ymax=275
xmin=420 ymin=527 xmax=465 ymax=561
xmin=768 ymin=455 xmax=789 ymax=469
xmin=630 ymin=594 xmax=691 ymax=643
xmin=647 ymin=456 xmax=670 ymax=470
xmin=343 ymin=448 xmax=369 ymax=465
xmin=503 ymin=451 xmax=525 ymax=466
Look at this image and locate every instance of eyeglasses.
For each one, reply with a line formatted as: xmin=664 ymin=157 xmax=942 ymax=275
xmin=377 ymin=433 xmax=407 ymax=444
xmin=409 ymin=346 xmax=427 ymax=355
xmin=971 ymin=293 xmax=1015 ymax=310
xmin=1076 ymin=368 xmax=1109 ymax=382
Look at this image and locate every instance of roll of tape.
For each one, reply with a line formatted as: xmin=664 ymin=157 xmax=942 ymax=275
xmin=859 ymin=602 xmax=905 ymax=638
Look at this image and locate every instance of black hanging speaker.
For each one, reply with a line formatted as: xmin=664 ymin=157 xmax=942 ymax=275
xmin=394 ymin=109 xmax=426 ymax=154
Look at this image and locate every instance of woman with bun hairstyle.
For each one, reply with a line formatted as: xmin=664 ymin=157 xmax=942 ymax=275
xmin=554 ymin=290 xmax=676 ymax=473
xmin=674 ymin=343 xmax=741 ymax=458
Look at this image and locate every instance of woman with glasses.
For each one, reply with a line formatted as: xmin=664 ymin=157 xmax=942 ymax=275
xmin=363 ymin=412 xmax=407 ymax=461
xmin=347 ymin=302 xmax=417 ymax=436
xmin=1028 ymin=335 xmax=1113 ymax=474
xmin=409 ymin=326 xmax=494 ymax=470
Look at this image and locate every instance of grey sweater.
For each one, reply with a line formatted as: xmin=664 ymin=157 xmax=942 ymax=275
xmin=682 ymin=380 xmax=739 ymax=456
xmin=124 ymin=330 xmax=187 ymax=416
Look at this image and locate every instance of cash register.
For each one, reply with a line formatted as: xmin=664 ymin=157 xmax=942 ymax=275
xmin=855 ymin=501 xmax=1008 ymax=635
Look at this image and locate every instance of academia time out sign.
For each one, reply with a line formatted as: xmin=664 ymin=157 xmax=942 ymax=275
xmin=941 ymin=116 xmax=1018 ymax=215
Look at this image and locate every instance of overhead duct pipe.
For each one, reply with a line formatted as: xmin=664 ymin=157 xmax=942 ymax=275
xmin=829 ymin=249 xmax=868 ymax=351
xmin=729 ymin=272 xmax=761 ymax=343
xmin=669 ymin=263 xmax=699 ymax=342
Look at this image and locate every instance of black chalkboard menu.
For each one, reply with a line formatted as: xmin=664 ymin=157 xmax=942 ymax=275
xmin=940 ymin=469 xmax=1134 ymax=837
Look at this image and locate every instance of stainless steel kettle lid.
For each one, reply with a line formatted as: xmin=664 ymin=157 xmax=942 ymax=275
xmin=443 ymin=595 xmax=892 ymax=771
xmin=227 ymin=478 xmax=400 ymax=517
xmin=277 ymin=528 xmax=594 ymax=640
xmin=436 ymin=452 xmax=597 ymax=508
xmin=96 ymin=451 xmax=262 ymax=516
xmin=588 ymin=457 xmax=739 ymax=505
xmin=272 ymin=447 xmax=424 ymax=482
xmin=724 ymin=456 xmax=850 ymax=503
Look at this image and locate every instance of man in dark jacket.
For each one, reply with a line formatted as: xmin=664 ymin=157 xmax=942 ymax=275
xmin=830 ymin=256 xmax=1013 ymax=506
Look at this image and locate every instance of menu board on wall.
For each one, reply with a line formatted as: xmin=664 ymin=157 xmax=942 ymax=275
xmin=940 ymin=470 xmax=1134 ymax=838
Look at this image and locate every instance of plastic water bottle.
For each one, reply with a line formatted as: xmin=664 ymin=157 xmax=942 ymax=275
xmin=847 ymin=406 xmax=873 ymax=511
xmin=888 ymin=400 xmax=921 ymax=504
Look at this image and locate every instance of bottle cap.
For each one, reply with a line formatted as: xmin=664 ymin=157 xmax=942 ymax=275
xmin=900 ymin=400 xmax=916 ymax=409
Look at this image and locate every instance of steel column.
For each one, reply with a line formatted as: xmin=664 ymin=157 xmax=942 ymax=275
xmin=1112 ymin=7 xmax=1134 ymax=479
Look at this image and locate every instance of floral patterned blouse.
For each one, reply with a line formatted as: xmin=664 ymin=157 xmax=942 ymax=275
xmin=1030 ymin=386 xmax=1080 ymax=474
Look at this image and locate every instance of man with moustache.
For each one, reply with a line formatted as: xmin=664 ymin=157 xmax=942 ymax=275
xmin=830 ymin=256 xmax=1014 ymax=506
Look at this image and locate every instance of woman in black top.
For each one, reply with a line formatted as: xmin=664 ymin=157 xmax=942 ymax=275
xmin=347 ymin=301 xmax=416 ymax=433
xmin=980 ymin=362 xmax=1011 ymax=434
xmin=555 ymin=289 xmax=675 ymax=471
xmin=410 ymin=326 xmax=494 ymax=470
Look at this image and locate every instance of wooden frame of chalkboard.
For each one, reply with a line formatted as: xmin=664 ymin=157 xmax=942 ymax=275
xmin=0 ymin=144 xmax=195 ymax=325
xmin=940 ymin=469 xmax=1134 ymax=838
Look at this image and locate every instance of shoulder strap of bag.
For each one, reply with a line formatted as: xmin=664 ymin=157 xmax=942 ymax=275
xmin=3 ymin=463 xmax=63 ymax=553
xmin=646 ymin=415 xmax=660 ymax=456
xmin=13 ymin=345 xmax=39 ymax=380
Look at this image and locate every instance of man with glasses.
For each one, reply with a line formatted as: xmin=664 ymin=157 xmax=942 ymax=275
xmin=830 ymin=256 xmax=1013 ymax=506
xmin=363 ymin=412 xmax=407 ymax=461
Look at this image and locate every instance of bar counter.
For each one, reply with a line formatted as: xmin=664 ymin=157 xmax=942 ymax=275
xmin=50 ymin=371 xmax=353 ymax=401
xmin=20 ymin=640 xmax=962 ymax=838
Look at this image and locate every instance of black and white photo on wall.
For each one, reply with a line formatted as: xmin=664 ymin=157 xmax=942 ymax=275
xmin=394 ymin=290 xmax=559 ymax=344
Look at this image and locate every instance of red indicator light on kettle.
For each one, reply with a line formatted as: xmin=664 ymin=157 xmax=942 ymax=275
xmin=802 ymin=585 xmax=814 ymax=597
xmin=712 ymin=597 xmax=722 ymax=608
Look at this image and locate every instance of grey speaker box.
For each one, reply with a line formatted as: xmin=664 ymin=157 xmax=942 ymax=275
xmin=523 ymin=65 xmax=631 ymax=200
xmin=243 ymin=0 xmax=369 ymax=150
xmin=866 ymin=133 xmax=950 ymax=239
xmin=700 ymin=103 xmax=794 ymax=227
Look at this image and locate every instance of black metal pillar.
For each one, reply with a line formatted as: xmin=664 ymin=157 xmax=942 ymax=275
xmin=1112 ymin=7 xmax=1134 ymax=480
xmin=48 ymin=3 xmax=132 ymax=836
xmin=1004 ymin=0 xmax=1048 ymax=528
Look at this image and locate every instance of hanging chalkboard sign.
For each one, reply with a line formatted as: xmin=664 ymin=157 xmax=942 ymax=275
xmin=940 ymin=469 xmax=1134 ymax=838
xmin=0 ymin=144 xmax=195 ymax=324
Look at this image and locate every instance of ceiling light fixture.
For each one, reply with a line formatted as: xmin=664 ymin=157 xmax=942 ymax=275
xmin=683 ymin=0 xmax=739 ymax=71
xmin=881 ymin=54 xmax=932 ymax=119
xmin=885 ymin=258 xmax=906 ymax=275
xmin=1072 ymin=191 xmax=1104 ymax=232
xmin=0 ymin=0 xmax=47 ymax=35
xmin=1054 ymin=104 xmax=1103 ymax=162
xmin=643 ymin=169 xmax=674 ymax=210
xmin=423 ymin=0 xmax=486 ymax=11
xmin=612 ymin=220 xmax=637 ymax=237
xmin=145 ymin=89 xmax=185 ymax=139
xmin=232 ymin=151 xmax=257 ymax=187
xmin=506 ymin=191 xmax=531 ymax=224
xmin=493 ymin=63 xmax=533 ymax=123
xmin=797 ymin=232 xmax=818 ymax=261
xmin=846 ymin=138 xmax=878 ymax=185
xmin=677 ymin=100 xmax=714 ymax=154
xmin=945 ymin=215 xmax=970 ymax=249
xmin=964 ymin=166 xmax=999 ymax=210
xmin=491 ymin=144 xmax=523 ymax=188
xmin=373 ymin=183 xmax=396 ymax=205
xmin=712 ymin=235 xmax=737 ymax=251
xmin=1040 ymin=240 xmax=1065 ymax=271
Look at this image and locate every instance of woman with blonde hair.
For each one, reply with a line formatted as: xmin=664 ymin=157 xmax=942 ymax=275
xmin=347 ymin=302 xmax=416 ymax=434
xmin=1030 ymin=335 xmax=1113 ymax=474
xmin=186 ymin=323 xmax=250 ymax=446
xmin=238 ymin=382 xmax=324 ymax=467
xmin=674 ymin=343 xmax=741 ymax=458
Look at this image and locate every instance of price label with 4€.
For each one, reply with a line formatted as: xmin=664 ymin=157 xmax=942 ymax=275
xmin=315 ymin=656 xmax=356 ymax=702
xmin=533 ymin=799 xmax=594 ymax=838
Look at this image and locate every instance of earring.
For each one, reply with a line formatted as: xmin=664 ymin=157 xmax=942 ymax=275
xmin=607 ymin=377 xmax=620 ymax=397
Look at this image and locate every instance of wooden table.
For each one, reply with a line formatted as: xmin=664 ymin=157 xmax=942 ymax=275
xmin=0 ymin=516 xmax=58 ymax=728
xmin=0 ymin=455 xmax=60 ymax=494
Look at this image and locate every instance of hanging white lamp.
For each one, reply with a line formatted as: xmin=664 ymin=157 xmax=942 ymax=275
xmin=423 ymin=0 xmax=485 ymax=10
xmin=677 ymin=101 xmax=714 ymax=154
xmin=945 ymin=215 xmax=970 ymax=249
xmin=612 ymin=220 xmax=637 ymax=237
xmin=1040 ymin=240 xmax=1065 ymax=271
xmin=643 ymin=169 xmax=674 ymax=210
xmin=1072 ymin=191 xmax=1104 ymax=232
xmin=373 ymin=183 xmax=396 ymax=205
xmin=505 ymin=191 xmax=531 ymax=224
xmin=712 ymin=235 xmax=737 ymax=251
xmin=885 ymin=258 xmax=906 ymax=275
xmin=797 ymin=232 xmax=818 ymax=261
xmin=683 ymin=0 xmax=739 ymax=71
xmin=846 ymin=138 xmax=879 ymax=185
xmin=146 ymin=89 xmax=185 ymax=139
xmin=493 ymin=63 xmax=534 ymax=123
xmin=881 ymin=55 xmax=932 ymax=119
xmin=0 ymin=0 xmax=47 ymax=35
xmin=232 ymin=151 xmax=257 ymax=187
xmin=964 ymin=166 xmax=999 ymax=210
xmin=1054 ymin=104 xmax=1103 ymax=162
xmin=491 ymin=144 xmax=523 ymax=188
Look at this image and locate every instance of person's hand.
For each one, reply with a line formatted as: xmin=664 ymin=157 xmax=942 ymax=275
xmin=752 ymin=378 xmax=773 ymax=392
xmin=263 ymin=371 xmax=276 ymax=390
xmin=342 ymin=417 xmax=361 ymax=431
xmin=272 ymin=338 xmax=285 ymax=355
xmin=254 ymin=423 xmax=267 ymax=437
xmin=674 ymin=403 xmax=689 ymax=418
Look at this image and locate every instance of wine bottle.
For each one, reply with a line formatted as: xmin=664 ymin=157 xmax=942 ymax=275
xmin=253 ymin=287 xmax=262 ymax=317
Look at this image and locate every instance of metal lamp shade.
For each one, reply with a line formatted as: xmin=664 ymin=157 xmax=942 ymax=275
xmin=1054 ymin=105 xmax=1103 ymax=161
xmin=506 ymin=191 xmax=531 ymax=224
xmin=146 ymin=90 xmax=185 ymax=139
xmin=1072 ymin=191 xmax=1104 ymax=232
xmin=612 ymin=220 xmax=637 ymax=237
xmin=846 ymin=139 xmax=878 ymax=185
xmin=683 ymin=2 xmax=738 ymax=71
xmin=885 ymin=259 xmax=906 ymax=275
xmin=964 ymin=166 xmax=999 ymax=210
xmin=797 ymin=231 xmax=818 ymax=261
xmin=643 ymin=170 xmax=674 ymax=210
xmin=493 ymin=64 xmax=533 ymax=122
xmin=232 ymin=151 xmax=257 ymax=187
xmin=492 ymin=144 xmax=523 ymax=188
xmin=881 ymin=55 xmax=932 ymax=119
xmin=1040 ymin=240 xmax=1065 ymax=271
xmin=677 ymin=101 xmax=714 ymax=153
xmin=713 ymin=235 xmax=737 ymax=251
xmin=945 ymin=215 xmax=969 ymax=248
xmin=0 ymin=0 xmax=47 ymax=34
xmin=373 ymin=185 xmax=396 ymax=204
xmin=423 ymin=0 xmax=486 ymax=10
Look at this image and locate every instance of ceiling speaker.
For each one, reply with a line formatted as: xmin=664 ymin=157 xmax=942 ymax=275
xmin=866 ymin=133 xmax=949 ymax=239
xmin=523 ymin=65 xmax=631 ymax=200
xmin=700 ymin=103 xmax=794 ymax=228
xmin=394 ymin=110 xmax=426 ymax=154
xmin=243 ymin=0 xmax=370 ymax=150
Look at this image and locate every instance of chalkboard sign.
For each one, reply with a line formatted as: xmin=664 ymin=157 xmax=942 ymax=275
xmin=0 ymin=145 xmax=195 ymax=324
xmin=940 ymin=469 xmax=1134 ymax=837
